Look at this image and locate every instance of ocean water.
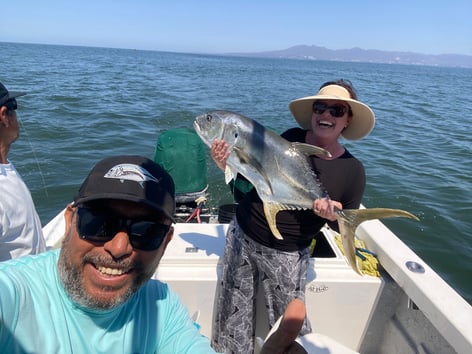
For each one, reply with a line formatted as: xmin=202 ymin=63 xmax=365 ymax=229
xmin=2 ymin=42 xmax=471 ymax=304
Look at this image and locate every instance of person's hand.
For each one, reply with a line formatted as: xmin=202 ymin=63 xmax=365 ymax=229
xmin=313 ymin=198 xmax=342 ymax=222
xmin=211 ymin=139 xmax=230 ymax=171
xmin=260 ymin=299 xmax=308 ymax=354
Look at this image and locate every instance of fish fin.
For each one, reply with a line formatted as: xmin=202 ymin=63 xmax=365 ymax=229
xmin=233 ymin=147 xmax=273 ymax=193
xmin=263 ymin=203 xmax=285 ymax=240
xmin=224 ymin=166 xmax=235 ymax=184
xmin=337 ymin=208 xmax=419 ymax=275
xmin=292 ymin=142 xmax=332 ymax=158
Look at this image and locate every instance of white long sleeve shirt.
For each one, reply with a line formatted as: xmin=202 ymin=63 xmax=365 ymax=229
xmin=0 ymin=161 xmax=45 ymax=260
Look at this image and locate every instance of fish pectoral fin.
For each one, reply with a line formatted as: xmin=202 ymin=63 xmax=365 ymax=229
xmin=336 ymin=208 xmax=419 ymax=275
xmin=224 ymin=166 xmax=235 ymax=184
xmin=292 ymin=142 xmax=332 ymax=158
xmin=233 ymin=147 xmax=273 ymax=194
xmin=233 ymin=146 xmax=252 ymax=165
xmin=263 ymin=203 xmax=285 ymax=240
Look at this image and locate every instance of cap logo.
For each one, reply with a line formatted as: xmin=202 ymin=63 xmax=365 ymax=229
xmin=104 ymin=163 xmax=161 ymax=188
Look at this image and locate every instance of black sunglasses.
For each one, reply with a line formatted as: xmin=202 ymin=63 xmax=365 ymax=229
xmin=312 ymin=101 xmax=349 ymax=118
xmin=76 ymin=207 xmax=170 ymax=251
xmin=3 ymin=98 xmax=17 ymax=111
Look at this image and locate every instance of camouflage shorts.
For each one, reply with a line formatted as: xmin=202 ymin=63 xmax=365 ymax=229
xmin=211 ymin=218 xmax=311 ymax=354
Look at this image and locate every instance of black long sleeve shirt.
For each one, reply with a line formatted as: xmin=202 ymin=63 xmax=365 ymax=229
xmin=235 ymin=127 xmax=366 ymax=252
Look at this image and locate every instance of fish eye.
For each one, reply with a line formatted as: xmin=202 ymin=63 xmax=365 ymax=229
xmin=234 ymin=132 xmax=238 ymax=138
xmin=206 ymin=114 xmax=212 ymax=122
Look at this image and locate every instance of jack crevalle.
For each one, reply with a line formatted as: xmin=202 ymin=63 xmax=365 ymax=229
xmin=193 ymin=110 xmax=419 ymax=274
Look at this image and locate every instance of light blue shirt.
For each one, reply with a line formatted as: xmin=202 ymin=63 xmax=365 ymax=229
xmin=0 ymin=249 xmax=217 ymax=353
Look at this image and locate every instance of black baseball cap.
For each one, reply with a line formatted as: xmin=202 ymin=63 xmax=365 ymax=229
xmin=0 ymin=82 xmax=26 ymax=106
xmin=74 ymin=156 xmax=176 ymax=222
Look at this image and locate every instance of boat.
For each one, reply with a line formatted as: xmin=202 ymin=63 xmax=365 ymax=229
xmin=42 ymin=129 xmax=472 ymax=354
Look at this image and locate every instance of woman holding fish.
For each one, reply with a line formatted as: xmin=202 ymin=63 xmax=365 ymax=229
xmin=210 ymin=79 xmax=375 ymax=354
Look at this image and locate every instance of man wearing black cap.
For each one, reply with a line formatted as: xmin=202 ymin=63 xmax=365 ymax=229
xmin=0 ymin=154 xmax=308 ymax=353
xmin=0 ymin=155 xmax=219 ymax=353
xmin=0 ymin=81 xmax=45 ymax=260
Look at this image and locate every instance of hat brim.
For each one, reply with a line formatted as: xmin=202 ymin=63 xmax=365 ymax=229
xmin=8 ymin=91 xmax=27 ymax=99
xmin=0 ymin=91 xmax=27 ymax=106
xmin=289 ymin=95 xmax=375 ymax=140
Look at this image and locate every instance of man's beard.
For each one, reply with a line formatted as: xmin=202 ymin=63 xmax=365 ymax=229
xmin=57 ymin=240 xmax=147 ymax=311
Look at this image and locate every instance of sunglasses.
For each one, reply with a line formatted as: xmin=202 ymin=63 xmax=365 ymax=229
xmin=3 ymin=98 xmax=17 ymax=111
xmin=76 ymin=207 xmax=171 ymax=251
xmin=312 ymin=101 xmax=349 ymax=118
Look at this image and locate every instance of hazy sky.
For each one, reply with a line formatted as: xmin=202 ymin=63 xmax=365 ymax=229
xmin=2 ymin=0 xmax=471 ymax=56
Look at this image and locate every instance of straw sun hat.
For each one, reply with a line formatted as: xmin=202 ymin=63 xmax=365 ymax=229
xmin=288 ymin=84 xmax=375 ymax=140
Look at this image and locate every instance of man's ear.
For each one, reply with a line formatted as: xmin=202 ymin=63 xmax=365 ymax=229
xmin=51 ymin=203 xmax=76 ymax=249
xmin=64 ymin=203 xmax=76 ymax=235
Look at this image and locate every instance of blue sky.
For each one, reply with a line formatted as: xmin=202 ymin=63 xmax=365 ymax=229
xmin=2 ymin=0 xmax=471 ymax=56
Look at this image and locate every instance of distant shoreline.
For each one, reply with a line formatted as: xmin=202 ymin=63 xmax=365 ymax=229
xmin=3 ymin=41 xmax=471 ymax=69
xmin=226 ymin=44 xmax=472 ymax=69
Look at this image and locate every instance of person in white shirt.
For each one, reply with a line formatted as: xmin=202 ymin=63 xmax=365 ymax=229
xmin=0 ymin=81 xmax=45 ymax=260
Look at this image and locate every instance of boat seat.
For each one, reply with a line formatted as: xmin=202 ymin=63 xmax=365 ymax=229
xmin=255 ymin=332 xmax=359 ymax=354
xmin=154 ymin=128 xmax=209 ymax=205
xmin=295 ymin=333 xmax=360 ymax=354
xmin=255 ymin=314 xmax=359 ymax=354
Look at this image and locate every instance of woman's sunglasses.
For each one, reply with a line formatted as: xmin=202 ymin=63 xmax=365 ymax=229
xmin=312 ymin=101 xmax=349 ymax=118
xmin=76 ymin=207 xmax=170 ymax=251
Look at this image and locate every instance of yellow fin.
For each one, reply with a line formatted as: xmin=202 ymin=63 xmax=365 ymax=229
xmin=336 ymin=208 xmax=419 ymax=275
xmin=224 ymin=166 xmax=234 ymax=184
xmin=263 ymin=202 xmax=285 ymax=240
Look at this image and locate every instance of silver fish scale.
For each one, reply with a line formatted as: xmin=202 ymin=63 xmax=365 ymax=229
xmin=194 ymin=110 xmax=326 ymax=210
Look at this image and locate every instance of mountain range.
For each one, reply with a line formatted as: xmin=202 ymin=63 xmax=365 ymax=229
xmin=228 ymin=45 xmax=472 ymax=69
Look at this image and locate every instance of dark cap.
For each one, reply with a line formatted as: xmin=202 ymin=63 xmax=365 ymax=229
xmin=74 ymin=156 xmax=176 ymax=222
xmin=0 ymin=82 xmax=26 ymax=107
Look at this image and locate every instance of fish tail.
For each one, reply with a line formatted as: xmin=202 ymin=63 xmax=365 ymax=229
xmin=337 ymin=208 xmax=419 ymax=275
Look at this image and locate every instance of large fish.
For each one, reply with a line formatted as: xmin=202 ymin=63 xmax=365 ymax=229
xmin=193 ymin=110 xmax=419 ymax=274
